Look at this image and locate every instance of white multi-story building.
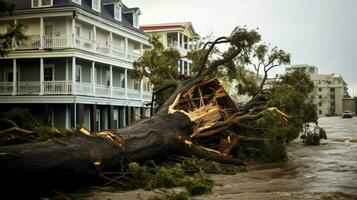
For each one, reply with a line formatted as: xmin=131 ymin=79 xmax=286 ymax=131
xmin=140 ymin=22 xmax=200 ymax=76
xmin=0 ymin=0 xmax=152 ymax=131
xmin=286 ymin=64 xmax=348 ymax=116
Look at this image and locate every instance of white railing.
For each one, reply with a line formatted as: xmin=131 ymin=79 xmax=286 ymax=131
xmin=127 ymin=88 xmax=140 ymax=99
xmin=76 ymin=82 xmax=92 ymax=95
xmin=76 ymin=37 xmax=94 ymax=50
xmin=112 ymin=86 xmax=125 ymax=98
xmin=0 ymin=82 xmax=13 ymax=95
xmin=112 ymin=47 xmax=126 ymax=59
xmin=44 ymin=81 xmax=72 ymax=94
xmin=95 ymin=84 xmax=110 ymax=97
xmin=96 ymin=43 xmax=110 ymax=54
xmin=17 ymin=81 xmax=41 ymax=94
xmin=127 ymin=52 xmax=140 ymax=62
xmin=43 ymin=35 xmax=69 ymax=49
xmin=142 ymin=91 xmax=153 ymax=101
xmin=16 ymin=35 xmax=41 ymax=49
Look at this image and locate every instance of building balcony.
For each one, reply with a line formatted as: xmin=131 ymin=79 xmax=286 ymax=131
xmin=12 ymin=35 xmax=142 ymax=62
xmin=0 ymin=81 xmax=152 ymax=101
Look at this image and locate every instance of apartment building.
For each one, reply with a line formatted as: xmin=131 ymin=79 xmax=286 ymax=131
xmin=286 ymin=64 xmax=348 ymax=116
xmin=140 ymin=22 xmax=200 ymax=76
xmin=0 ymin=0 xmax=152 ymax=131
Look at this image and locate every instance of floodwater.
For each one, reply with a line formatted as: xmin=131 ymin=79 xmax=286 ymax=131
xmin=69 ymin=117 xmax=357 ymax=200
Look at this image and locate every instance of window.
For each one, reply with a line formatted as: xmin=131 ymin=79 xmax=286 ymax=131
xmin=318 ymin=88 xmax=322 ymax=92
xmin=72 ymin=0 xmax=81 ymax=5
xmin=92 ymin=0 xmax=101 ymax=12
xmin=319 ymin=110 xmax=322 ymax=115
xmin=133 ymin=14 xmax=139 ymax=28
xmin=44 ymin=66 xmax=54 ymax=81
xmin=319 ymin=95 xmax=322 ymax=99
xmin=76 ymin=65 xmax=81 ymax=82
xmin=114 ymin=3 xmax=122 ymax=21
xmin=106 ymin=70 xmax=111 ymax=86
xmin=32 ymin=0 xmax=53 ymax=8
xmin=319 ymin=102 xmax=322 ymax=107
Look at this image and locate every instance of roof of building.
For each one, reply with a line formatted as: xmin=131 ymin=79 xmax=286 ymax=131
xmin=140 ymin=22 xmax=200 ymax=37
xmin=5 ymin=0 xmax=145 ymax=35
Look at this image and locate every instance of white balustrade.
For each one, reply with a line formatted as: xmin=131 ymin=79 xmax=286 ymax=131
xmin=0 ymin=82 xmax=13 ymax=95
xmin=95 ymin=84 xmax=110 ymax=97
xmin=96 ymin=43 xmax=110 ymax=54
xmin=112 ymin=47 xmax=126 ymax=59
xmin=43 ymin=81 xmax=72 ymax=94
xmin=76 ymin=82 xmax=92 ymax=95
xmin=16 ymin=81 xmax=41 ymax=94
xmin=112 ymin=86 xmax=125 ymax=98
xmin=127 ymin=52 xmax=140 ymax=62
xmin=127 ymin=88 xmax=140 ymax=99
xmin=76 ymin=37 xmax=94 ymax=50
xmin=16 ymin=35 xmax=41 ymax=49
xmin=43 ymin=35 xmax=69 ymax=48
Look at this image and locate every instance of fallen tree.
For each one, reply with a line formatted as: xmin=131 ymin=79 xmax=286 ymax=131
xmin=0 ymin=27 xmax=290 ymax=188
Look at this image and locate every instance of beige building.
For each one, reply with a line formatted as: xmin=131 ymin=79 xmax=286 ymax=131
xmin=286 ymin=64 xmax=348 ymax=116
xmin=140 ymin=22 xmax=200 ymax=76
xmin=0 ymin=0 xmax=152 ymax=131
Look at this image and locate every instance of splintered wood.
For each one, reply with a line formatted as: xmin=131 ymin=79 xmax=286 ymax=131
xmin=168 ymin=77 xmax=288 ymax=157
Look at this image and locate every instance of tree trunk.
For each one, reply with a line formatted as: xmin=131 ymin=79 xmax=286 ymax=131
xmin=0 ymin=77 xmax=286 ymax=192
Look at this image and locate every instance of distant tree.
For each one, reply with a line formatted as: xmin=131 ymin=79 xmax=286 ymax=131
xmin=0 ymin=0 xmax=27 ymax=57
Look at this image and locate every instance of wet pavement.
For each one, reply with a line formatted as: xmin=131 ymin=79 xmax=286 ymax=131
xmin=69 ymin=117 xmax=357 ymax=200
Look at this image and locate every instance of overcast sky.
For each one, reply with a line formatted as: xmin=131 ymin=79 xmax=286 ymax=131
xmin=127 ymin=0 xmax=357 ymax=96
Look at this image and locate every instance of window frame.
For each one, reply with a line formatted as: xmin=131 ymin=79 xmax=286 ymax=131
xmin=114 ymin=3 xmax=122 ymax=21
xmin=92 ymin=0 xmax=101 ymax=12
xmin=32 ymin=0 xmax=53 ymax=8
xmin=133 ymin=13 xmax=139 ymax=28
xmin=71 ymin=0 xmax=81 ymax=5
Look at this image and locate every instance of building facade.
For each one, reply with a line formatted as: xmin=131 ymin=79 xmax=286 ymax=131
xmin=286 ymin=64 xmax=348 ymax=116
xmin=140 ymin=22 xmax=200 ymax=76
xmin=0 ymin=0 xmax=152 ymax=131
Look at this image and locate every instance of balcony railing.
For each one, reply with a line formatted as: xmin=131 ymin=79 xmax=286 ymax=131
xmin=12 ymin=35 xmax=142 ymax=62
xmin=16 ymin=35 xmax=41 ymax=49
xmin=0 ymin=82 xmax=13 ymax=95
xmin=44 ymin=81 xmax=72 ymax=94
xmin=43 ymin=35 xmax=69 ymax=49
xmin=17 ymin=81 xmax=40 ymax=95
xmin=0 ymin=81 xmax=152 ymax=101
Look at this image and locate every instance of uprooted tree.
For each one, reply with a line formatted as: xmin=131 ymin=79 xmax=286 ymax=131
xmin=0 ymin=27 xmax=316 ymax=188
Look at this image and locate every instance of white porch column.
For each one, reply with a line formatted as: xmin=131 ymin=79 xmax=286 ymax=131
xmin=109 ymin=65 xmax=113 ymax=97
xmin=109 ymin=32 xmax=113 ymax=56
xmin=72 ymin=57 xmax=76 ymax=94
xmin=40 ymin=17 xmax=44 ymax=49
xmin=91 ymin=61 xmax=96 ymax=95
xmin=65 ymin=58 xmax=69 ymax=93
xmin=124 ymin=68 xmax=128 ymax=98
xmin=12 ymin=59 xmax=16 ymax=95
xmin=182 ymin=34 xmax=185 ymax=49
xmin=140 ymin=78 xmax=144 ymax=100
xmin=71 ymin=17 xmax=76 ymax=47
xmin=125 ymin=37 xmax=128 ymax=60
xmin=186 ymin=37 xmax=189 ymax=50
xmin=140 ymin=43 xmax=143 ymax=56
xmin=177 ymin=32 xmax=180 ymax=48
xmin=40 ymin=58 xmax=44 ymax=95
xmin=93 ymin=26 xmax=97 ymax=51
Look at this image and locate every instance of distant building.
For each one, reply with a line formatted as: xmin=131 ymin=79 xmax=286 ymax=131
xmin=286 ymin=64 xmax=349 ymax=116
xmin=0 ymin=0 xmax=152 ymax=131
xmin=140 ymin=22 xmax=200 ymax=76
xmin=343 ymin=97 xmax=357 ymax=115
